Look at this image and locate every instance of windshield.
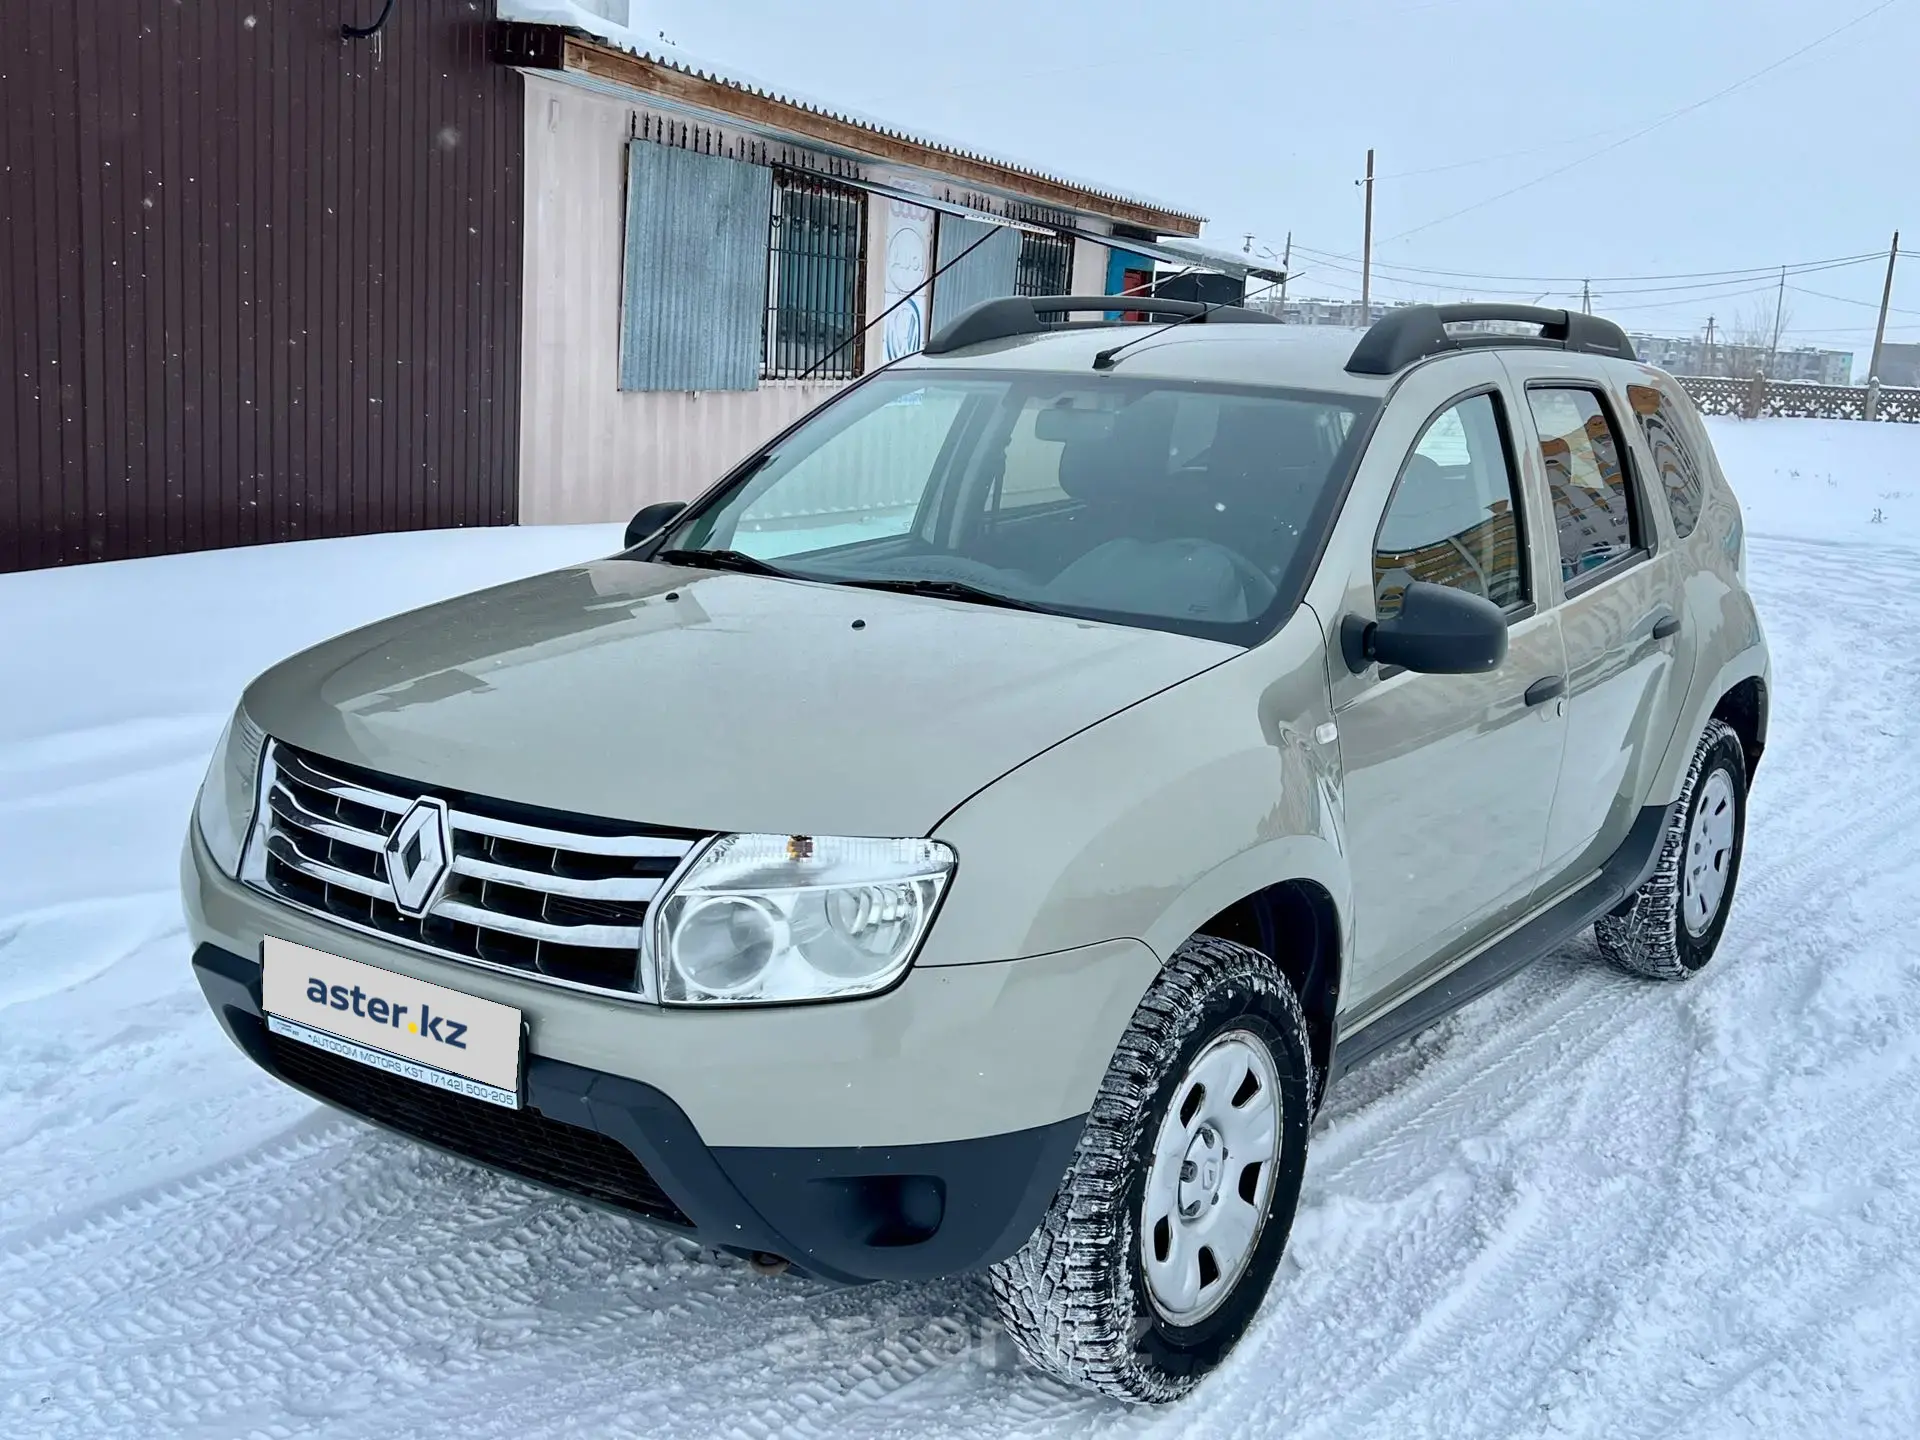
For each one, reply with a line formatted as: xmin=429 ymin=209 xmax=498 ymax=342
xmin=659 ymin=370 xmax=1378 ymax=643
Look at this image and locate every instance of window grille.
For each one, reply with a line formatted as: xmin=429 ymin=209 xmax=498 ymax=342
xmin=1015 ymin=231 xmax=1074 ymax=298
xmin=764 ymin=173 xmax=867 ymax=380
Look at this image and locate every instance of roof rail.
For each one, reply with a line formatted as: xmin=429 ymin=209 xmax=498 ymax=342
xmin=1345 ymin=303 xmax=1634 ymax=376
xmin=922 ymin=295 xmax=1280 ymax=356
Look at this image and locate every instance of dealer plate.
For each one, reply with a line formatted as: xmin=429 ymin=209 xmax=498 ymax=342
xmin=262 ymin=936 xmax=523 ymax=1109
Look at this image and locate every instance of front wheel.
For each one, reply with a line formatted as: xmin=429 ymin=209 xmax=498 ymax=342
xmin=1596 ymin=717 xmax=1748 ymax=981
xmin=987 ymin=935 xmax=1314 ymax=1403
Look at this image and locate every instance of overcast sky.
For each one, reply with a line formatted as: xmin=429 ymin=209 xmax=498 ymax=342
xmin=644 ymin=0 xmax=1917 ymax=367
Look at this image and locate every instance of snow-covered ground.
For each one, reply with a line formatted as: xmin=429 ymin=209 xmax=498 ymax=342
xmin=3 ymin=418 xmax=1918 ymax=1437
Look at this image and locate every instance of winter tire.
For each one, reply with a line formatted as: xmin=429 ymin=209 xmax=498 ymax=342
xmin=1596 ymin=717 xmax=1747 ymax=981
xmin=987 ymin=934 xmax=1314 ymax=1404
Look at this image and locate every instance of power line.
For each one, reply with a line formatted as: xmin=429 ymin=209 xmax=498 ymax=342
xmin=1788 ymin=283 xmax=1920 ymax=317
xmin=1372 ymin=124 xmax=1639 ymax=181
xmin=1559 ymin=284 xmax=1788 ymax=316
xmin=1283 ymin=240 xmax=1886 ymax=287
xmin=1372 ymin=0 xmax=1906 ymax=247
xmin=1275 ymin=252 xmax=1880 ymax=313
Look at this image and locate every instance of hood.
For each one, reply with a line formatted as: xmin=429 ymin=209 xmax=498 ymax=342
xmin=243 ymin=559 xmax=1235 ymax=837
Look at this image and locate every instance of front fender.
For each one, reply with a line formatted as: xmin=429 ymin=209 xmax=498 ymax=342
xmin=923 ymin=613 xmax=1348 ymax=979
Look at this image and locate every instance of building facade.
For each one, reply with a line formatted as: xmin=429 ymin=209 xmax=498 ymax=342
xmin=502 ymin=27 xmax=1208 ymax=527
xmin=2 ymin=0 xmax=525 ymax=573
xmin=1874 ymin=342 xmax=1920 ymax=388
xmin=2 ymin=4 xmax=1227 ymax=572
xmin=1628 ymin=333 xmax=1854 ymax=385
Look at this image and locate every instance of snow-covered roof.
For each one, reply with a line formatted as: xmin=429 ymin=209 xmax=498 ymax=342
xmin=496 ymin=1 xmax=1206 ymax=232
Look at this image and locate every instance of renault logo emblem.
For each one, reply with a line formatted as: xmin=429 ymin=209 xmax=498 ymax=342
xmin=384 ymin=797 xmax=453 ymax=918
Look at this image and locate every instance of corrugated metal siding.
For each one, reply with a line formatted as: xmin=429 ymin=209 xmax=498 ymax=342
xmin=0 ymin=1 xmax=523 ymax=574
xmin=520 ymin=76 xmax=866 ymax=525
xmin=619 ymin=141 xmax=771 ymax=392
xmin=930 ymin=217 xmax=1020 ymax=334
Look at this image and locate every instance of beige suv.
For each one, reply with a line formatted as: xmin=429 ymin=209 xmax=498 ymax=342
xmin=185 ymin=298 xmax=1769 ymax=1403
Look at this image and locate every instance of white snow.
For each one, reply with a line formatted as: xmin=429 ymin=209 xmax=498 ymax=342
xmin=3 ymin=419 xmax=1919 ymax=1436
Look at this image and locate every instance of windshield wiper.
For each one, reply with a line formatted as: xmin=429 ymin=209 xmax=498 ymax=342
xmin=653 ymin=548 xmax=793 ymax=579
xmin=832 ymin=577 xmax=1052 ymax=615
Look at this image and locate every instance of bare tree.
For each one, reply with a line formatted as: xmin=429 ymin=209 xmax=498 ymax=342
xmin=1722 ymin=299 xmax=1793 ymax=378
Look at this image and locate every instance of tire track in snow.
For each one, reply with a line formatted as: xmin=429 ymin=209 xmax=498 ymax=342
xmin=5 ymin=532 xmax=1919 ymax=1439
xmin=0 ymin=1114 xmax=1101 ymax=1440
xmin=1203 ymin=536 xmax=1920 ymax=1439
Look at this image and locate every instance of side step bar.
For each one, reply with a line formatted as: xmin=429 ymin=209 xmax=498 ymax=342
xmin=1328 ymin=801 xmax=1678 ymax=1084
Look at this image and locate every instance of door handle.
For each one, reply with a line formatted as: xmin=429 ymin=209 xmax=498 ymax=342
xmin=1651 ymin=613 xmax=1681 ymax=640
xmin=1524 ymin=675 xmax=1566 ymax=707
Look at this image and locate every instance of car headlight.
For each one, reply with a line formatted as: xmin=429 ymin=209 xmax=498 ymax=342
xmin=194 ymin=706 xmax=267 ymax=878
xmin=648 ymin=834 xmax=955 ymax=1005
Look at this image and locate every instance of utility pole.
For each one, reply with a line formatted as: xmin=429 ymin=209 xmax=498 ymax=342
xmin=1279 ymin=230 xmax=1293 ymax=314
xmin=1705 ymin=315 xmax=1717 ymax=377
xmin=1359 ymin=149 xmax=1375 ymax=325
xmin=1767 ymin=262 xmax=1787 ymax=375
xmin=1581 ymin=279 xmax=1592 ymax=315
xmin=1867 ymin=229 xmax=1900 ymax=419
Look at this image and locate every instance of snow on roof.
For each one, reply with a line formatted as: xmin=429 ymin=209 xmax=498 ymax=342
xmin=495 ymin=1 xmax=1206 ymax=229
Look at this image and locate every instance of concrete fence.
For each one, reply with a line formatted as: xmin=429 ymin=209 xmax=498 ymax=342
xmin=1678 ymin=374 xmax=1920 ymax=424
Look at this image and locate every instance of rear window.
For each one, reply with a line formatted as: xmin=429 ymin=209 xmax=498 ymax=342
xmin=1526 ymin=386 xmax=1642 ymax=585
xmin=1627 ymin=382 xmax=1706 ymax=538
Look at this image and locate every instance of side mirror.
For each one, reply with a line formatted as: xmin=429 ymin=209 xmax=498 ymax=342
xmin=624 ymin=501 xmax=686 ymax=551
xmin=1341 ymin=581 xmax=1508 ymax=675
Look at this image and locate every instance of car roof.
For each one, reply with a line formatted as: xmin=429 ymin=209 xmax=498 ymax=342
xmin=895 ymin=322 xmax=1398 ymax=399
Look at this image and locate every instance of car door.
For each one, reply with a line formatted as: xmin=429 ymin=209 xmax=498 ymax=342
xmin=1331 ymin=363 xmax=1570 ymax=1016
xmin=1500 ymin=358 xmax=1690 ymax=888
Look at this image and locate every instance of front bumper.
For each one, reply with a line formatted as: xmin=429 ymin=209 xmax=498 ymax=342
xmin=194 ymin=942 xmax=1084 ymax=1283
xmin=184 ymin=825 xmax=1156 ymax=1152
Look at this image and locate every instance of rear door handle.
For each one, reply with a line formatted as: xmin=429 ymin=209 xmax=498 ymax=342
xmin=1651 ymin=614 xmax=1681 ymax=640
xmin=1524 ymin=675 xmax=1566 ymax=707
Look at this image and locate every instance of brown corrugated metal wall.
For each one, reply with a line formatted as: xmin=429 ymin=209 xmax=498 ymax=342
xmin=0 ymin=1 xmax=523 ymax=573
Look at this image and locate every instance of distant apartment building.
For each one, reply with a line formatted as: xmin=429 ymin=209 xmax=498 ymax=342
xmin=1254 ymin=296 xmax=1400 ymax=328
xmin=1874 ymin=342 xmax=1920 ymax=388
xmin=1630 ymin=333 xmax=1854 ymax=385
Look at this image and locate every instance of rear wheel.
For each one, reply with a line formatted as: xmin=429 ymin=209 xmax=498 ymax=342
xmin=987 ymin=935 xmax=1313 ymax=1403
xmin=1596 ymin=717 xmax=1748 ymax=981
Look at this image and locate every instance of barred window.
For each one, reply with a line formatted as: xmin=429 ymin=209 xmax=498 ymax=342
xmin=764 ymin=174 xmax=867 ymax=381
xmin=1015 ymin=232 xmax=1074 ymax=298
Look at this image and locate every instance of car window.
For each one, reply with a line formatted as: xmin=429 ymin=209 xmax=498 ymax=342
xmin=1526 ymin=386 xmax=1641 ymax=584
xmin=728 ymin=385 xmax=975 ymax=559
xmin=665 ymin=371 xmax=1377 ymax=645
xmin=1626 ymin=382 xmax=1705 ymax=538
xmin=995 ymin=404 xmax=1073 ymax=512
xmin=1373 ymin=391 xmax=1526 ymax=618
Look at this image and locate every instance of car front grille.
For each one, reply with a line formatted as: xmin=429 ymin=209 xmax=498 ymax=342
xmin=245 ymin=740 xmax=704 ymax=996
xmin=267 ymin=1031 xmax=691 ymax=1226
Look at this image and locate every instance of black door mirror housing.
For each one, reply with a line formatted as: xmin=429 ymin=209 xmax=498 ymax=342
xmin=623 ymin=501 xmax=686 ymax=551
xmin=1341 ymin=581 xmax=1509 ymax=675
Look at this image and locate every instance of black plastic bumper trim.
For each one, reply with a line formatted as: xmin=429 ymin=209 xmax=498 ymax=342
xmin=192 ymin=943 xmax=1081 ymax=1284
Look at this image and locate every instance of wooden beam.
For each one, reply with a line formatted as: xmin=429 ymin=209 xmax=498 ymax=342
xmin=561 ymin=37 xmax=1204 ymax=238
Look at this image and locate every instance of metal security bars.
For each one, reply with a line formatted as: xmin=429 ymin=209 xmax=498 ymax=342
xmin=1016 ymin=230 xmax=1074 ymax=325
xmin=764 ymin=172 xmax=868 ymax=380
xmin=1015 ymin=231 xmax=1074 ymax=298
